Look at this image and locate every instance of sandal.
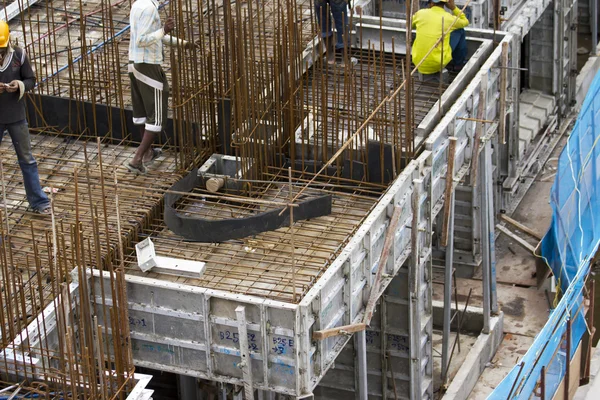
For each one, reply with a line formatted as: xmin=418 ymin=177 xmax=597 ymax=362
xmin=125 ymin=160 xmax=147 ymax=175
xmin=33 ymin=204 xmax=51 ymax=215
xmin=143 ymin=148 xmax=162 ymax=165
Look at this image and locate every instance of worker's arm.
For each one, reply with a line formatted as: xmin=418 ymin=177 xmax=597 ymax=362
xmin=161 ymin=35 xmax=191 ymax=49
xmin=135 ymin=8 xmax=173 ymax=48
xmin=5 ymin=49 xmax=36 ymax=100
xmin=447 ymin=0 xmax=469 ymax=30
xmin=412 ymin=10 xmax=420 ymax=29
xmin=19 ymin=50 xmax=36 ymax=92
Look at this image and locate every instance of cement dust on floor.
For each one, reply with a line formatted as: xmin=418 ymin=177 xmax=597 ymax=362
xmin=467 ymin=333 xmax=536 ymax=399
xmin=432 ymin=330 xmax=478 ymax=394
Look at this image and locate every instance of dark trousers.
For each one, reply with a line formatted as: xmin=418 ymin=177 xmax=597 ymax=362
xmin=449 ymin=28 xmax=468 ymax=67
xmin=315 ymin=0 xmax=349 ymax=50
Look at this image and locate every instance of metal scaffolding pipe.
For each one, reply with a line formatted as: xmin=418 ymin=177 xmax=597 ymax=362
xmin=485 ymin=142 xmax=498 ymax=313
xmin=592 ymin=0 xmax=598 ymax=49
xmin=357 ymin=330 xmax=368 ymax=399
xmin=480 ymin=142 xmax=492 ymax=334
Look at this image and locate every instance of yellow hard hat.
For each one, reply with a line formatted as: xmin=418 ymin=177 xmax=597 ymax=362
xmin=0 ymin=21 xmax=9 ymax=48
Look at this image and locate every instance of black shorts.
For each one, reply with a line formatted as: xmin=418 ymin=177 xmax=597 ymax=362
xmin=128 ymin=62 xmax=169 ymax=133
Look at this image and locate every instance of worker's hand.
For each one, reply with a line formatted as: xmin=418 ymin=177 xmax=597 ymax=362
xmin=355 ymin=5 xmax=362 ymax=15
xmin=163 ymin=17 xmax=175 ymax=35
xmin=184 ymin=40 xmax=197 ymax=51
xmin=446 ymin=0 xmax=456 ymax=10
xmin=6 ymin=81 xmax=19 ymax=93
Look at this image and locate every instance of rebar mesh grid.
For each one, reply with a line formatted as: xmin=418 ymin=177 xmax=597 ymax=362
xmin=0 ymin=131 xmax=190 ymax=397
xmin=124 ymin=171 xmax=378 ymax=303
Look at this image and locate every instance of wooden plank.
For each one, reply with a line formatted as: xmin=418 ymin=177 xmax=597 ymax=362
xmin=552 ymin=344 xmax=581 ymax=400
xmin=441 ymin=137 xmax=457 ymax=247
xmin=500 ymin=214 xmax=544 ymax=240
xmin=470 ymin=75 xmax=487 ymax=187
xmin=496 ymin=224 xmax=537 ymax=254
xmin=312 ymin=323 xmax=367 ymax=340
xmin=364 ymin=205 xmax=404 ymax=325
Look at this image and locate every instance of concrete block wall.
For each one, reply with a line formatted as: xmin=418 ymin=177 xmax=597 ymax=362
xmin=529 ymin=5 xmax=555 ymax=94
xmin=578 ymin=0 xmax=599 ymax=35
xmin=518 ymin=90 xmax=557 ymax=156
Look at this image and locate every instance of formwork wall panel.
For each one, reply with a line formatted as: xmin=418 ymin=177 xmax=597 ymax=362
xmin=91 ymin=271 xmax=304 ymax=395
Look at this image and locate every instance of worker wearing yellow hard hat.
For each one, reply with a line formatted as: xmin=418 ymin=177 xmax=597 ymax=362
xmin=0 ymin=20 xmax=51 ymax=214
xmin=0 ymin=21 xmax=9 ymax=48
xmin=412 ymin=0 xmax=470 ymax=77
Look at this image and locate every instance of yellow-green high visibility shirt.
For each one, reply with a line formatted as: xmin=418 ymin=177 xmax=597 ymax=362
xmin=411 ymin=6 xmax=469 ymax=75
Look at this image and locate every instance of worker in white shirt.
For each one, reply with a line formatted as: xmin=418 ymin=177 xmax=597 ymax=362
xmin=126 ymin=0 xmax=191 ymax=174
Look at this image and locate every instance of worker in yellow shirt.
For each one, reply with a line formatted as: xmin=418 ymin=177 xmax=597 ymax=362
xmin=412 ymin=0 xmax=470 ymax=78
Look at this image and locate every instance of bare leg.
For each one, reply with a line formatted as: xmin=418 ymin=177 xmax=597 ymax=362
xmin=326 ymin=35 xmax=336 ymax=64
xmin=131 ymin=130 xmax=156 ymax=166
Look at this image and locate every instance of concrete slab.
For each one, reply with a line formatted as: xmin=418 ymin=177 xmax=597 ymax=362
xmin=433 ymin=280 xmax=549 ymax=337
xmin=475 ymin=234 xmax=537 ymax=287
xmin=467 ymin=333 xmax=536 ymax=400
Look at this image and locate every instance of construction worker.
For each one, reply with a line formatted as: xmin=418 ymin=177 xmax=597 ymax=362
xmin=126 ymin=0 xmax=191 ymax=174
xmin=0 ymin=21 xmax=51 ymax=214
xmin=315 ymin=0 xmax=349 ymax=63
xmin=412 ymin=0 xmax=469 ymax=77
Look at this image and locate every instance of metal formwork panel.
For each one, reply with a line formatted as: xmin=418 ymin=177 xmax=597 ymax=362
xmin=425 ymin=37 xmax=516 ymax=273
xmin=460 ymin=0 xmax=490 ymax=29
xmin=91 ymin=271 xmax=302 ymax=396
xmin=314 ymin=274 xmax=415 ymax=400
xmin=313 ymin=37 xmax=514 ymax=400
xmin=0 ymin=275 xmax=154 ymax=400
xmin=297 ymin=156 xmax=428 ymax=391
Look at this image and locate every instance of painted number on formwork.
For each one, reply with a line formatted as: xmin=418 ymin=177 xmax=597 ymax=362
xmin=365 ymin=330 xmax=380 ymax=345
xmin=129 ymin=317 xmax=148 ymax=327
xmin=271 ymin=337 xmax=294 ymax=355
xmin=364 ymin=331 xmax=409 ymax=352
xmin=387 ymin=334 xmax=408 ymax=352
xmin=219 ymin=331 xmax=259 ymax=351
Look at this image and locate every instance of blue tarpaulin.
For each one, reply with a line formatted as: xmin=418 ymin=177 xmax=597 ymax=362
xmin=488 ymin=68 xmax=600 ymax=399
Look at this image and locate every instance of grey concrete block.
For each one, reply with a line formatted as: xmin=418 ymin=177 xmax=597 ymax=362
xmin=432 ymin=300 xmax=485 ymax=334
xmin=442 ymin=313 xmax=504 ymax=400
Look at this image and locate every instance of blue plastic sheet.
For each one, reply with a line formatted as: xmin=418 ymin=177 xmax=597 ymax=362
xmin=488 ymin=69 xmax=600 ymax=399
